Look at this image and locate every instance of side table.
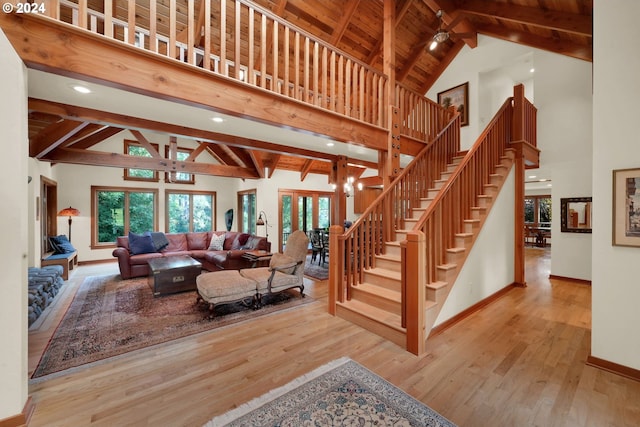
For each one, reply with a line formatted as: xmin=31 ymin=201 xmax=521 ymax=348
xmin=242 ymin=250 xmax=273 ymax=268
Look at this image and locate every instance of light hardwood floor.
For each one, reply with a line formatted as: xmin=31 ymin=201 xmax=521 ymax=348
xmin=27 ymin=249 xmax=640 ymax=426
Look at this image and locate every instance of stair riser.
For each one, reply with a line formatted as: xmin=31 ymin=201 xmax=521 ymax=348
xmin=446 ymin=251 xmax=465 ymax=265
xmin=336 ymin=305 xmax=406 ymax=347
xmin=420 ymin=199 xmax=432 ymax=209
xmin=375 ymin=257 xmax=401 ymax=272
xmin=455 ymin=234 xmax=473 ymax=249
xmin=363 ymin=271 xmax=401 ymax=291
xmin=385 ymin=245 xmax=401 ymax=257
xmin=426 ymin=286 xmax=448 ymax=303
xmin=437 ymin=266 xmax=458 ymax=284
xmin=351 ymin=288 xmax=401 ymax=314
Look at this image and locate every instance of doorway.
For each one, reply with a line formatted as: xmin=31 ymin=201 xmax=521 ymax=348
xmin=278 ymin=189 xmax=333 ymax=251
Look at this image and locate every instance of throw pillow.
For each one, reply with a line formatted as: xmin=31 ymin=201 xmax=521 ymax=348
xmin=150 ymin=232 xmax=170 ymax=251
xmin=231 ymin=233 xmax=251 ymax=249
xmin=49 ymin=235 xmax=76 ymax=254
xmin=208 ymin=233 xmax=225 ymax=251
xmin=128 ymin=231 xmax=157 ymax=255
xmin=269 ymin=253 xmax=297 ymax=274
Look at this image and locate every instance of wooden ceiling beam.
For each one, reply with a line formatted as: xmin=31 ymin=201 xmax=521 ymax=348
xmin=67 ymin=126 xmax=124 ymax=150
xmin=457 ymin=0 xmax=592 ymax=37
xmin=30 ymin=119 xmax=91 ymax=158
xmin=300 ymin=159 xmax=314 ymax=181
xmin=130 ymin=130 xmax=162 ymax=158
xmin=205 ymin=144 xmax=239 ymax=166
xmin=478 ymin=24 xmax=592 ymax=62
xmin=184 ymin=141 xmax=209 ymax=162
xmin=45 ymin=147 xmax=260 ymax=179
xmin=28 ymin=99 xmax=341 ymax=162
xmin=419 ymin=39 xmax=465 ymax=93
xmin=248 ymin=150 xmax=265 ymax=179
xmin=329 ymin=0 xmax=360 ymax=45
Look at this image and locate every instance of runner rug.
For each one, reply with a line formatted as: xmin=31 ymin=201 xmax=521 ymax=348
xmin=32 ymin=274 xmax=313 ymax=380
xmin=205 ymin=357 xmax=457 ymax=427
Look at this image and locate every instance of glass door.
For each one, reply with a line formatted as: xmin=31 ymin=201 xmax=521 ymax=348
xmin=278 ymin=190 xmax=333 ymax=251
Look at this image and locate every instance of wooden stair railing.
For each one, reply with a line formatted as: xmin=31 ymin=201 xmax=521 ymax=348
xmin=403 ymin=85 xmax=537 ymax=353
xmin=328 ymin=113 xmax=461 ymax=314
xmin=39 ymin=0 xmax=446 ymax=143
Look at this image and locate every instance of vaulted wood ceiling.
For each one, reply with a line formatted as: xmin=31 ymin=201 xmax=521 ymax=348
xmin=25 ymin=0 xmax=592 ymax=180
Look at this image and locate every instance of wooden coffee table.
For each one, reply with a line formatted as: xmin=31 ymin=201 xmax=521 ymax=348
xmin=148 ymin=255 xmax=202 ymax=297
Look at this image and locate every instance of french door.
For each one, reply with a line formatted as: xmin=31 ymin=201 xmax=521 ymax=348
xmin=278 ymin=189 xmax=333 ymax=251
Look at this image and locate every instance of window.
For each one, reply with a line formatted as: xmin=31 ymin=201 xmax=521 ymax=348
xmin=238 ymin=189 xmax=257 ymax=234
xmin=92 ymin=186 xmax=158 ymax=247
xmin=166 ymin=190 xmax=216 ymax=233
xmin=124 ymin=140 xmax=159 ymax=182
xmin=524 ymin=195 xmax=552 ymax=227
xmin=278 ymin=189 xmax=334 ymax=251
xmin=165 ymin=146 xmax=195 ymax=184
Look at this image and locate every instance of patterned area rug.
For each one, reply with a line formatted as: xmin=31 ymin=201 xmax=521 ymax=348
xmin=32 ymin=274 xmax=313 ymax=380
xmin=304 ymin=254 xmax=328 ymax=280
xmin=205 ymin=358 xmax=457 ymax=427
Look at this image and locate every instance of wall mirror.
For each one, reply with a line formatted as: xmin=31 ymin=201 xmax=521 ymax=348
xmin=560 ymin=197 xmax=592 ymax=233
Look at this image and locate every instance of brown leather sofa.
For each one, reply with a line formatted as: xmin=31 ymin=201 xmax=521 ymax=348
xmin=112 ymin=231 xmax=270 ymax=279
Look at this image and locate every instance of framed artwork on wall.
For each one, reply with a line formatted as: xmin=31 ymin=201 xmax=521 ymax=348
xmin=437 ymin=82 xmax=469 ymax=127
xmin=613 ymin=168 xmax=640 ymax=247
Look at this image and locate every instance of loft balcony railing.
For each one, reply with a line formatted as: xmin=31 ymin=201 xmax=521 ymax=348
xmin=40 ymin=0 xmax=448 ymax=142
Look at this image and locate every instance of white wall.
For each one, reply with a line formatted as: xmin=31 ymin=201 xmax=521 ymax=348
xmin=427 ymin=35 xmax=593 ymax=282
xmin=592 ymin=0 xmax=640 ymax=370
xmin=0 ymin=29 xmax=29 ymax=420
xmin=436 ymin=168 xmax=515 ymax=324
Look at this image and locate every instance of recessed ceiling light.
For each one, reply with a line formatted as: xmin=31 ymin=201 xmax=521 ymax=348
xmin=326 ymin=142 xmax=334 ymax=147
xmin=539 ymin=178 xmax=548 ymax=182
xmin=530 ymin=68 xmax=535 ymax=73
xmin=72 ymin=85 xmax=91 ymax=94
xmin=211 ymin=117 xmax=224 ymax=123
xmin=528 ymin=175 xmax=537 ymax=179
xmin=547 ymin=183 xmax=552 ymax=187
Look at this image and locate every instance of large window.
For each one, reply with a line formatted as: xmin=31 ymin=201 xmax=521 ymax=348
xmin=238 ymin=189 xmax=257 ymax=234
xmin=124 ymin=140 xmax=159 ymax=182
xmin=92 ymin=186 xmax=158 ymax=247
xmin=525 ymin=195 xmax=552 ymax=228
xmin=166 ymin=190 xmax=215 ymax=233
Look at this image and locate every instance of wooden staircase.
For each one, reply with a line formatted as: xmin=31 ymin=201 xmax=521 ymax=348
xmin=335 ymin=149 xmax=516 ymax=347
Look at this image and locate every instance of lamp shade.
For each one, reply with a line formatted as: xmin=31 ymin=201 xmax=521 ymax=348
xmin=58 ymin=206 xmax=80 ymax=217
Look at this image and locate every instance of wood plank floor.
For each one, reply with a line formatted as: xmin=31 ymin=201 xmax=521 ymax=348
xmin=26 ymin=248 xmax=640 ymax=426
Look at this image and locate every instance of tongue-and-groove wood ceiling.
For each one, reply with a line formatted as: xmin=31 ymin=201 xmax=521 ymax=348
xmin=24 ymin=0 xmax=592 ymax=180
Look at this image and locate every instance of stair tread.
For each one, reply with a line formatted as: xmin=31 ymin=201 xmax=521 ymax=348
xmin=426 ymin=280 xmax=448 ymax=290
xmin=376 ymin=253 xmax=401 ymax=262
xmin=337 ymin=299 xmax=403 ymax=330
xmin=437 ymin=263 xmax=457 ymax=270
xmin=446 ymin=247 xmax=465 ymax=254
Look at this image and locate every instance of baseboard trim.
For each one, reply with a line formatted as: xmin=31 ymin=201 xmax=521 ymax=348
xmin=0 ymin=397 xmax=35 ymax=427
xmin=549 ymin=274 xmax=592 ymax=286
xmin=586 ymin=355 xmax=640 ymax=382
xmin=77 ymin=259 xmax=118 ymax=266
xmin=429 ymin=283 xmax=519 ymax=338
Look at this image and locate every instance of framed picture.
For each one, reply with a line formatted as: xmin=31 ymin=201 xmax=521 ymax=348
xmin=613 ymin=168 xmax=640 ymax=246
xmin=437 ymin=82 xmax=469 ymax=126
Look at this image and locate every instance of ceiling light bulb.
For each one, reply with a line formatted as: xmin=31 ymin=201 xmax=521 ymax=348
xmin=528 ymin=175 xmax=537 ymax=179
xmin=211 ymin=117 xmax=224 ymax=123
xmin=72 ymin=85 xmax=91 ymax=94
xmin=530 ymin=68 xmax=535 ymax=73
xmin=327 ymin=142 xmax=334 ymax=147
xmin=429 ymin=40 xmax=438 ymax=51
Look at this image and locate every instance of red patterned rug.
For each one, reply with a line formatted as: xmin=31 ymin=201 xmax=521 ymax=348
xmin=32 ymin=274 xmax=314 ymax=380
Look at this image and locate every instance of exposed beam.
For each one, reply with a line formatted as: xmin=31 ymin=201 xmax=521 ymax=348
xmin=205 ymin=145 xmax=237 ymax=166
xmin=130 ymin=130 xmax=162 ymax=159
xmin=419 ymin=39 xmax=465 ymax=93
xmin=248 ymin=150 xmax=265 ymax=179
xmin=184 ymin=142 xmax=209 ymax=162
xmin=45 ymin=148 xmax=260 ymax=179
xmin=300 ymin=159 xmax=314 ymax=181
xmin=30 ymin=119 xmax=91 ymax=158
xmin=67 ymin=126 xmax=124 ymax=150
xmin=457 ymin=0 xmax=592 ymax=37
xmin=28 ymin=99 xmax=342 ymax=162
xmin=478 ymin=24 xmax=592 ymax=62
xmin=330 ymin=0 xmax=360 ymax=45
xmin=2 ymin=14 xmax=387 ymax=149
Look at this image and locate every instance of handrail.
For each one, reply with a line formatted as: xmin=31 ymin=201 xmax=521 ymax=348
xmin=333 ymin=112 xmax=460 ymax=301
xmin=410 ymin=97 xmax=514 ymax=284
xmin=54 ymin=0 xmax=387 ymax=127
xmin=49 ymin=0 xmax=444 ymax=141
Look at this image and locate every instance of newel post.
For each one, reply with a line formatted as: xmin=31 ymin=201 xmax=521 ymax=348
xmin=328 ymin=224 xmax=344 ymax=315
xmin=402 ymin=230 xmax=426 ymax=355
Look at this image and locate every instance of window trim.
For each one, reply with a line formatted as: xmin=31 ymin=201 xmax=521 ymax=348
xmin=165 ymin=190 xmax=216 ymax=233
xmin=123 ymin=140 xmax=160 ymax=182
xmin=237 ymin=189 xmax=257 ymax=234
xmin=91 ymin=185 xmax=159 ymax=249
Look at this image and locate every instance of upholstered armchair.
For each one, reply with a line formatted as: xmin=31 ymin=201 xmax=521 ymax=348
xmin=239 ymin=229 xmax=309 ymax=304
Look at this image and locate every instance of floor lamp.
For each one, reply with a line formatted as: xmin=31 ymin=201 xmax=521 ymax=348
xmin=58 ymin=206 xmax=80 ymax=242
xmin=256 ymin=211 xmax=269 ymax=239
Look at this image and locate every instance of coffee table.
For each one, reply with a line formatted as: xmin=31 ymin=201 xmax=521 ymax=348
xmin=148 ymin=255 xmax=202 ymax=297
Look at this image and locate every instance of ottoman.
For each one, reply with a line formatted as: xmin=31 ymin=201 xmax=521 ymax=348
xmin=196 ymin=270 xmax=258 ymax=318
